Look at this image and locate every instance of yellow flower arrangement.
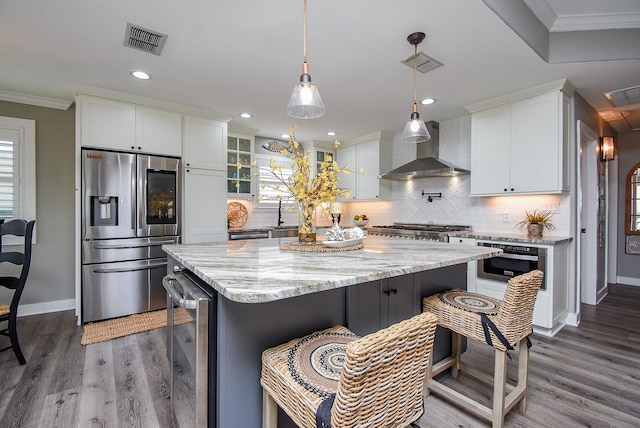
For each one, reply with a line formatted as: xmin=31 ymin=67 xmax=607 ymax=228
xmin=248 ymin=125 xmax=352 ymax=241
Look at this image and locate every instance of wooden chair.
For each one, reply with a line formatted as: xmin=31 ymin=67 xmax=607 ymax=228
xmin=261 ymin=311 xmax=438 ymax=428
xmin=0 ymin=219 xmax=36 ymax=365
xmin=422 ymin=269 xmax=544 ymax=428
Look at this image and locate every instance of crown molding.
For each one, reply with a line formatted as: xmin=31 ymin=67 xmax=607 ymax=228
xmin=0 ymin=90 xmax=73 ymax=110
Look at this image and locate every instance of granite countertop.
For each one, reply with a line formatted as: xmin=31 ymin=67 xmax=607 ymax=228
xmin=454 ymin=231 xmax=573 ymax=245
xmin=163 ymin=236 xmax=502 ymax=304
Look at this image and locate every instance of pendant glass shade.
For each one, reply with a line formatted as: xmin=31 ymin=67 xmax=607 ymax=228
xmin=287 ymin=0 xmax=326 ymax=119
xmin=401 ymin=105 xmax=431 ymax=143
xmin=286 ymin=65 xmax=325 ymax=119
xmin=401 ymin=32 xmax=430 ymax=143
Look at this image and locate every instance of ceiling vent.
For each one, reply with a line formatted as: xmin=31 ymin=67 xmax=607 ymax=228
xmin=401 ymin=51 xmax=443 ymax=73
xmin=604 ymin=85 xmax=640 ymax=131
xmin=605 ymin=84 xmax=640 ymax=108
xmin=123 ymin=23 xmax=167 ymax=56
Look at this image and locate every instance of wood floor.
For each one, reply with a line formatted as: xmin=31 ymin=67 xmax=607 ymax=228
xmin=1 ymin=284 xmax=639 ymax=427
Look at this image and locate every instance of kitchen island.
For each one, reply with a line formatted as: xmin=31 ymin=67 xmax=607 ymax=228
xmin=163 ymin=236 xmax=502 ymax=427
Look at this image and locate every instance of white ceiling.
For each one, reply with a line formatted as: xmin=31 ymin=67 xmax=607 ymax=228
xmin=1 ymin=0 xmax=639 ymax=142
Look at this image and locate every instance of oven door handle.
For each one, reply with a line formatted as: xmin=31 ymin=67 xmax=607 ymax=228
xmin=495 ymin=253 xmax=538 ymax=261
xmin=163 ymin=274 xmax=204 ymax=310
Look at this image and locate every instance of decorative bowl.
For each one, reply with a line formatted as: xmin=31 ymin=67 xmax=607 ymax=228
xmin=353 ymin=220 xmax=369 ymax=227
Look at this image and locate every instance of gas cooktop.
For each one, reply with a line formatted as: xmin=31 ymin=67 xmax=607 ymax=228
xmin=367 ymin=223 xmax=471 ymax=242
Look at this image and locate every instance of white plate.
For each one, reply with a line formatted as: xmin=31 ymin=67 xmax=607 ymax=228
xmin=321 ymin=237 xmax=365 ymax=248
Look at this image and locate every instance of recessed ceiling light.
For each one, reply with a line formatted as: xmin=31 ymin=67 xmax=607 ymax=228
xmin=239 ymin=113 xmax=252 ymax=119
xmin=131 ymin=70 xmax=151 ymax=80
xmin=327 ymin=131 xmax=336 ymax=136
xmin=420 ymin=98 xmax=436 ymax=105
xmin=281 ymin=133 xmax=290 ymax=139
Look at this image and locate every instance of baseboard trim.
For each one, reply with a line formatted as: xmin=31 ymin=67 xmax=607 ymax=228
xmin=17 ymin=299 xmax=76 ymax=317
xmin=565 ymin=312 xmax=580 ymax=327
xmin=616 ymin=276 xmax=640 ymax=287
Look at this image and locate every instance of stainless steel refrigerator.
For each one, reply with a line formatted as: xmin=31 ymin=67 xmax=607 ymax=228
xmin=81 ymin=149 xmax=181 ymax=323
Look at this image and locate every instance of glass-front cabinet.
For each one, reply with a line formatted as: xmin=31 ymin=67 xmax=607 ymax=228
xmin=315 ymin=148 xmax=335 ymax=175
xmin=227 ymin=133 xmax=253 ymax=196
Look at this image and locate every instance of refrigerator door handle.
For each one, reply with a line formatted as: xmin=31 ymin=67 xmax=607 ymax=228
xmin=93 ymin=261 xmax=167 ymax=274
xmin=93 ymin=240 xmax=176 ymax=249
xmin=131 ymin=160 xmax=137 ymax=231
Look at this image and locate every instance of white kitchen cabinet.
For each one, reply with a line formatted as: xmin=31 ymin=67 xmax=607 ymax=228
xmin=183 ymin=115 xmax=227 ymax=171
xmin=469 ymin=87 xmax=571 ymax=196
xmin=136 ymin=106 xmax=182 ymax=157
xmin=226 ymin=132 xmax=253 ymax=197
xmin=474 ymin=240 xmax=570 ymax=337
xmin=182 ymin=168 xmax=227 ymax=243
xmin=337 ymin=145 xmax=356 ymax=197
xmin=79 ymin=95 xmax=135 ymax=152
xmin=337 ymin=132 xmax=392 ymax=200
xmin=79 ymin=95 xmax=182 ymax=156
xmin=314 ymin=147 xmax=335 ymax=176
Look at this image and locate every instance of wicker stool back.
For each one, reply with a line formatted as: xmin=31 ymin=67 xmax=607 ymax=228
xmin=261 ymin=311 xmax=438 ymax=428
xmin=422 ymin=269 xmax=544 ymax=428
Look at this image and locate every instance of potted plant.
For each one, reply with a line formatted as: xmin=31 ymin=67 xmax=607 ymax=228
xmin=516 ymin=209 xmax=555 ymax=237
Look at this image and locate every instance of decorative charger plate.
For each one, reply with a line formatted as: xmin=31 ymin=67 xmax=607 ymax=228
xmin=227 ymin=202 xmax=248 ymax=228
xmin=321 ymin=237 xmax=365 ymax=248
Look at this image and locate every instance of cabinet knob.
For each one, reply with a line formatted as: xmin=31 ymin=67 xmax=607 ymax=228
xmin=504 ymin=188 xmax=508 ymax=192
xmin=510 ymin=188 xmax=514 ymax=191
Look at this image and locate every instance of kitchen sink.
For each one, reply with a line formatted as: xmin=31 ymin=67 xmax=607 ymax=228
xmin=269 ymin=227 xmax=298 ymax=238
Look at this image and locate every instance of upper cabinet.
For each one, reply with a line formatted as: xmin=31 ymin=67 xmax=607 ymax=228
xmin=337 ymin=132 xmax=393 ymax=200
xmin=468 ymin=80 xmax=573 ymax=196
xmin=226 ymin=132 xmax=254 ymax=196
xmin=79 ymin=96 xmax=135 ymax=152
xmin=183 ymin=115 xmax=227 ymax=171
xmin=136 ymin=107 xmax=182 ymax=157
xmin=79 ymin=95 xmax=181 ymax=156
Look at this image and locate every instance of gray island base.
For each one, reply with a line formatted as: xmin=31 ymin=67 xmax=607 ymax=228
xmin=163 ymin=236 xmax=502 ymax=427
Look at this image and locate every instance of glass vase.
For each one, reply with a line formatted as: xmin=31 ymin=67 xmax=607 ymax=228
xmin=298 ymin=203 xmax=317 ymax=243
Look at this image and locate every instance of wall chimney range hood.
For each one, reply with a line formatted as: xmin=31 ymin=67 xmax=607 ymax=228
xmin=379 ymin=121 xmax=470 ymax=180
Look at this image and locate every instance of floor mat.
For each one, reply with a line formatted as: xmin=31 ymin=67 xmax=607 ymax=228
xmin=81 ymin=308 xmax=192 ymax=345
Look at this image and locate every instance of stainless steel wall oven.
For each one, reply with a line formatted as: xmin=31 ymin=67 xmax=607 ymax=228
xmin=477 ymin=242 xmax=547 ymax=289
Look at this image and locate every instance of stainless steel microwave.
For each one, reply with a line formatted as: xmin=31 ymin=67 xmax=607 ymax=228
xmin=477 ymin=242 xmax=547 ymax=290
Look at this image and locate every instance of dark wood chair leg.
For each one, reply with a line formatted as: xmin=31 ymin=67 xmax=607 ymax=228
xmin=9 ymin=313 xmax=26 ymax=365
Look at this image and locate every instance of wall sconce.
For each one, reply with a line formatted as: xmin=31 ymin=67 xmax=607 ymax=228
xmin=601 ymin=136 xmax=615 ymax=162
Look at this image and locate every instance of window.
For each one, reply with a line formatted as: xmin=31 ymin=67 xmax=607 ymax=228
xmin=0 ymin=116 xmax=36 ymax=227
xmin=255 ymin=154 xmax=295 ymax=207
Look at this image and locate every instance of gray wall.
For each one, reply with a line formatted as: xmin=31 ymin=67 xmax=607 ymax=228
xmin=617 ymin=131 xmax=640 ymax=279
xmin=0 ymin=100 xmax=76 ymax=311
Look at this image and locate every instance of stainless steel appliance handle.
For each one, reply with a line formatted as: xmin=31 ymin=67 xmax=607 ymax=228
xmin=93 ymin=240 xmax=176 ymax=249
xmin=163 ymin=275 xmax=198 ymax=309
xmin=131 ymin=161 xmax=136 ymax=231
xmin=495 ymin=253 xmax=538 ymax=261
xmin=93 ymin=261 xmax=168 ymax=273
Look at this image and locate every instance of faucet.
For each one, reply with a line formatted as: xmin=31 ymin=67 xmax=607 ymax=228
xmin=277 ymin=200 xmax=284 ymax=226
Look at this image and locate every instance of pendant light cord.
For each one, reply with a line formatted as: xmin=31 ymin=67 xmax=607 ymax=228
xmin=412 ymin=43 xmax=418 ymax=106
xmin=303 ymin=0 xmax=308 ymax=63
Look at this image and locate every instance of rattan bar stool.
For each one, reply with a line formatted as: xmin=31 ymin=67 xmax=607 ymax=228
xmin=422 ymin=269 xmax=544 ymax=428
xmin=261 ymin=311 xmax=438 ymax=428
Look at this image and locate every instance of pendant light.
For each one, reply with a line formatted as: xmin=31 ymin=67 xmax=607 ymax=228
xmin=286 ymin=0 xmax=326 ymax=119
xmin=400 ymin=32 xmax=431 ymax=143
